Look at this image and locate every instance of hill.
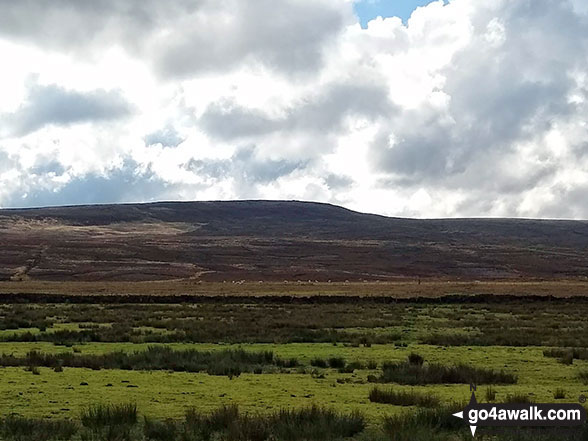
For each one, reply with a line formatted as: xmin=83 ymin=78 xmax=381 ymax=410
xmin=0 ymin=200 xmax=587 ymax=282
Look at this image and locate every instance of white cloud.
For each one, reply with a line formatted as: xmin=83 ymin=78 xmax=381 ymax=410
xmin=0 ymin=0 xmax=587 ymax=218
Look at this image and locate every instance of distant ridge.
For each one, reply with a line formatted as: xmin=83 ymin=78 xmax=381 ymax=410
xmin=1 ymin=200 xmax=587 ymax=282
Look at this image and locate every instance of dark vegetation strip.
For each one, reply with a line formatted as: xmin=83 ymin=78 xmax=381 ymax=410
xmin=0 ymin=327 xmax=397 ymax=345
xmin=421 ymin=332 xmax=575 ymax=347
xmin=0 ymin=404 xmax=365 ymax=441
xmin=368 ymin=355 xmax=517 ymax=385
xmin=368 ymin=387 xmax=440 ymax=407
xmin=543 ymin=348 xmax=588 ymax=365
xmin=2 ymin=293 xmax=588 ymax=304
xmin=0 ymin=346 xmax=298 ymax=377
xmin=3 ymin=300 xmax=588 ymax=346
xmin=2 ymin=403 xmax=586 ymax=441
xmin=382 ymin=404 xmax=587 ymax=441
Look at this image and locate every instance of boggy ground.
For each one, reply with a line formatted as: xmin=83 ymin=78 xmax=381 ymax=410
xmin=1 ymin=297 xmax=588 ymax=440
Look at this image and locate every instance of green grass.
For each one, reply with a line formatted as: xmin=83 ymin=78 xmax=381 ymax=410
xmin=0 ymin=342 xmax=585 ymax=423
xmin=2 ymin=301 xmax=588 ymax=438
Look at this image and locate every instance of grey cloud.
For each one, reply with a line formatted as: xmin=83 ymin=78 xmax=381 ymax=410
xmin=371 ymin=0 xmax=587 ymax=197
xmin=153 ymin=0 xmax=349 ymax=77
xmin=0 ymin=0 xmax=349 ymax=77
xmin=199 ymin=101 xmax=277 ymax=140
xmin=29 ymin=160 xmax=67 ymax=176
xmin=186 ymin=145 xmax=306 ymax=185
xmin=3 ymin=83 xmax=132 ymax=136
xmin=371 ymin=120 xmax=455 ymax=183
xmin=5 ymin=159 xmax=201 ymax=208
xmin=200 ymin=82 xmax=394 ymax=141
xmin=453 ymin=180 xmax=588 ymax=219
xmin=324 ymin=174 xmax=353 ymax=189
xmin=286 ymin=82 xmax=394 ymax=131
xmin=145 ymin=125 xmax=184 ymax=147
xmin=538 ymin=183 xmax=588 ymax=219
xmin=0 ymin=150 xmax=18 ymax=174
xmin=0 ymin=0 xmax=199 ymax=53
xmin=233 ymin=146 xmax=305 ymax=183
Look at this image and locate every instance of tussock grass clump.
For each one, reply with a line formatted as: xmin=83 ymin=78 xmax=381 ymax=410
xmin=554 ymin=388 xmax=566 ymax=399
xmin=485 ymin=386 xmax=497 ymax=402
xmin=310 ymin=357 xmax=328 ymax=368
xmin=372 ymin=361 xmax=517 ymax=385
xmin=503 ymin=393 xmax=534 ymax=404
xmin=369 ymin=387 xmax=439 ymax=407
xmin=271 ymin=406 xmax=364 ymax=440
xmin=561 ymin=352 xmax=574 ymax=365
xmin=143 ymin=417 xmax=177 ymax=441
xmin=80 ymin=403 xmax=138 ymax=429
xmin=543 ymin=348 xmax=588 ymax=365
xmin=328 ymin=357 xmax=346 ymax=369
xmin=0 ymin=415 xmax=78 ymax=441
xmin=383 ymin=403 xmax=466 ymax=441
xmin=183 ymin=404 xmax=364 ymax=441
xmin=26 ymin=365 xmax=40 ymax=375
xmin=275 ymin=357 xmax=299 ymax=368
xmin=338 ymin=361 xmax=363 ymax=373
xmin=0 ymin=346 xmax=283 ymax=377
xmin=407 ymin=353 xmax=424 ymax=366
xmin=544 ymin=348 xmax=588 ymax=360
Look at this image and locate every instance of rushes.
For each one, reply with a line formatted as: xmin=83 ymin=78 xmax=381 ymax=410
xmin=368 ymin=387 xmax=439 ymax=407
xmin=0 ymin=346 xmax=285 ymax=377
xmin=382 ymin=403 xmax=466 ymax=441
xmin=81 ymin=403 xmax=138 ymax=429
xmin=543 ymin=348 xmax=588 ymax=365
xmin=0 ymin=404 xmax=364 ymax=441
xmin=179 ymin=404 xmax=364 ymax=441
xmin=485 ymin=386 xmax=497 ymax=402
xmin=554 ymin=388 xmax=566 ymax=399
xmin=370 ymin=355 xmax=517 ymax=385
xmin=502 ymin=393 xmax=534 ymax=404
xmin=0 ymin=416 xmax=78 ymax=441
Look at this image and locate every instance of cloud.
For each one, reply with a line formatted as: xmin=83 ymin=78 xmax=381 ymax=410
xmin=151 ymin=0 xmax=350 ymax=77
xmin=2 ymin=82 xmax=132 ymax=136
xmin=0 ymin=0 xmax=199 ymax=54
xmin=2 ymin=159 xmax=203 ymax=208
xmin=199 ymin=82 xmax=394 ymax=140
xmin=1 ymin=0 xmax=588 ymax=218
xmin=362 ymin=0 xmax=588 ymax=216
xmin=0 ymin=0 xmax=350 ymax=78
xmin=324 ymin=173 xmax=354 ymax=190
xmin=185 ymin=145 xmax=307 ymax=191
xmin=145 ymin=125 xmax=184 ymax=148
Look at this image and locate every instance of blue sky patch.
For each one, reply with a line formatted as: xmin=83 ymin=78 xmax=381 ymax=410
xmin=354 ymin=0 xmax=440 ymax=27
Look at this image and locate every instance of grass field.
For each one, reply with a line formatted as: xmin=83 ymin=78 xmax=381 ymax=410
xmin=1 ymin=292 xmax=588 ymax=440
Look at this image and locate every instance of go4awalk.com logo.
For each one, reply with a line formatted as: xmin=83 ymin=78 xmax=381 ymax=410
xmin=452 ymin=386 xmax=586 ymax=437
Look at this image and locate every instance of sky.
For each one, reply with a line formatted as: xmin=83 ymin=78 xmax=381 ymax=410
xmin=354 ymin=0 xmax=440 ymax=26
xmin=0 ymin=0 xmax=588 ymax=219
